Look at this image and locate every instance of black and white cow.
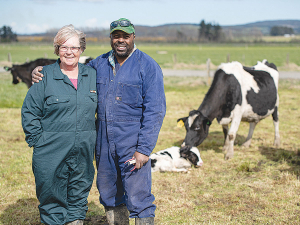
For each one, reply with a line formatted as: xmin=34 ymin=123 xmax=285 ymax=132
xmin=177 ymin=60 xmax=280 ymax=160
xmin=150 ymin=146 xmax=203 ymax=172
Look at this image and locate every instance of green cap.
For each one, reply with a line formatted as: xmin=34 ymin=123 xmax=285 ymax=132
xmin=110 ymin=18 xmax=135 ymax=34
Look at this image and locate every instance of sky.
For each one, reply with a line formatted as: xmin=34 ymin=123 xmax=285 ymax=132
xmin=1 ymin=0 xmax=300 ymax=35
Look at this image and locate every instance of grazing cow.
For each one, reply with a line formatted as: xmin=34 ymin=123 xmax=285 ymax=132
xmin=177 ymin=60 xmax=280 ymax=160
xmin=4 ymin=58 xmax=56 ymax=88
xmin=4 ymin=57 xmax=94 ymax=88
xmin=150 ymin=146 xmax=203 ymax=172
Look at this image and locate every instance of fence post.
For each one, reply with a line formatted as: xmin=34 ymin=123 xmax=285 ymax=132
xmin=206 ymin=58 xmax=211 ymax=86
xmin=227 ymin=54 xmax=230 ymax=63
xmin=8 ymin=53 xmax=12 ymax=62
xmin=286 ymin=53 xmax=289 ymax=67
xmin=44 ymin=53 xmax=48 ymax=59
xmin=173 ymin=54 xmax=177 ymax=65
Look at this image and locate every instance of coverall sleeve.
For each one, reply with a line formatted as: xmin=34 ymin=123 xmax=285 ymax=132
xmin=137 ymin=62 xmax=166 ymax=156
xmin=21 ymin=71 xmax=45 ymax=148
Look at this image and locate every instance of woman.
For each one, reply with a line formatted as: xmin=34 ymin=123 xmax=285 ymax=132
xmin=22 ymin=25 xmax=97 ymax=225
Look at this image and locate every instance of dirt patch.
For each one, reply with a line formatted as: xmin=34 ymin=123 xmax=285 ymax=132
xmin=279 ymin=63 xmax=300 ymax=71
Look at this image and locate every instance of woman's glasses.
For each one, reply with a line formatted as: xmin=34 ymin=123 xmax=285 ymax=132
xmin=59 ymin=46 xmax=81 ymax=53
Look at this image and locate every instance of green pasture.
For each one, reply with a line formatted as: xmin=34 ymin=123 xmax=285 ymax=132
xmin=1 ymin=42 xmax=300 ymax=69
xmin=0 ymin=66 xmax=300 ymax=224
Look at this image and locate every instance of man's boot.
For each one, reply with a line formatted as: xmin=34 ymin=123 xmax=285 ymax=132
xmin=105 ymin=204 xmax=129 ymax=225
xmin=135 ymin=217 xmax=154 ymax=225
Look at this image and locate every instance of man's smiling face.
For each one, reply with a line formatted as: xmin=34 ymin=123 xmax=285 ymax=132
xmin=110 ymin=30 xmax=135 ymax=58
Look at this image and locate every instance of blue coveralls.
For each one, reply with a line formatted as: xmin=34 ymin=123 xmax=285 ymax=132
xmin=88 ymin=49 xmax=166 ymax=218
xmin=21 ymin=60 xmax=97 ymax=224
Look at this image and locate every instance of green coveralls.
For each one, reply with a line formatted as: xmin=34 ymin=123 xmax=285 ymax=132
xmin=21 ymin=60 xmax=97 ymax=225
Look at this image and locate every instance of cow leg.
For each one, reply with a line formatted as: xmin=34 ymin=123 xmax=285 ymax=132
xmin=223 ymin=116 xmax=242 ymax=160
xmin=272 ymin=107 xmax=280 ymax=147
xmin=242 ymin=122 xmax=257 ymax=147
xmin=222 ymin=125 xmax=228 ymax=144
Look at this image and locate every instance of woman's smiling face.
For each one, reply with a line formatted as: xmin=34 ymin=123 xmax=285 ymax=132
xmin=59 ymin=36 xmax=82 ymax=68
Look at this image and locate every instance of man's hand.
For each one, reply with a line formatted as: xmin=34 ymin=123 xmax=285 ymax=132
xmin=32 ymin=66 xmax=44 ymax=84
xmin=133 ymin=151 xmax=149 ymax=169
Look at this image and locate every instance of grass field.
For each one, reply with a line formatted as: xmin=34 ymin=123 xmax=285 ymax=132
xmin=1 ymin=43 xmax=300 ymax=71
xmin=0 ymin=65 xmax=300 ymax=224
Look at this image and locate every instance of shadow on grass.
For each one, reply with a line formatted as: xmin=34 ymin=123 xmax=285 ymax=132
xmin=0 ymin=198 xmax=107 ymax=225
xmin=173 ymin=131 xmax=246 ymax=153
xmin=259 ymin=146 xmax=300 ymax=174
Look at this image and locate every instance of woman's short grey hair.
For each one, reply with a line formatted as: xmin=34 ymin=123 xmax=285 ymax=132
xmin=53 ymin=24 xmax=86 ymax=55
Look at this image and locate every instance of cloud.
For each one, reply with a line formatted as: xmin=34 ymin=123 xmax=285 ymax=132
xmin=25 ymin=23 xmax=51 ymax=33
xmin=85 ymin=18 xmax=98 ymax=28
xmin=99 ymin=20 xmax=111 ymax=29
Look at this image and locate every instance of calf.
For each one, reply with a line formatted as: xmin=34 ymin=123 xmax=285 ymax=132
xmin=150 ymin=146 xmax=203 ymax=172
xmin=4 ymin=57 xmax=94 ymax=88
xmin=178 ymin=60 xmax=280 ymax=160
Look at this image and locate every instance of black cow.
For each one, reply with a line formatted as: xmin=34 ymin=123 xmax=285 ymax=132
xmin=177 ymin=60 xmax=280 ymax=160
xmin=4 ymin=58 xmax=57 ymax=88
xmin=4 ymin=57 xmax=94 ymax=88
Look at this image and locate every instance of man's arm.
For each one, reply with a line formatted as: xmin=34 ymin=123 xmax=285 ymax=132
xmin=134 ymin=62 xmax=166 ymax=169
xmin=32 ymin=66 xmax=44 ymax=84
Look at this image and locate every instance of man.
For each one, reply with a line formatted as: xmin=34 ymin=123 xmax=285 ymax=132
xmin=32 ymin=18 xmax=166 ymax=225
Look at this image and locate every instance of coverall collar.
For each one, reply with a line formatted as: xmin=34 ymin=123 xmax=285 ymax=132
xmin=53 ymin=59 xmax=89 ymax=80
xmin=108 ymin=44 xmax=137 ymax=76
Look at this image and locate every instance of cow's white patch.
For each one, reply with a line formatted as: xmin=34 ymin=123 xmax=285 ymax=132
xmin=79 ymin=56 xmax=91 ymax=64
xmin=219 ymin=61 xmax=260 ymax=96
xmin=254 ymin=60 xmax=279 ymax=89
xmin=188 ymin=114 xmax=198 ymax=128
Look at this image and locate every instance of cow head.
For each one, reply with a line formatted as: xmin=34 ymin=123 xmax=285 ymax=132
xmin=262 ymin=59 xmax=277 ymax=71
xmin=177 ymin=110 xmax=212 ymax=148
xmin=4 ymin=66 xmax=21 ymax=85
xmin=180 ymin=146 xmax=203 ymax=167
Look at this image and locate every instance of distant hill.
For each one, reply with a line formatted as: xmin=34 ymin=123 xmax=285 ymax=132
xmin=19 ymin=20 xmax=300 ymax=42
xmin=132 ymin=20 xmax=300 ymax=40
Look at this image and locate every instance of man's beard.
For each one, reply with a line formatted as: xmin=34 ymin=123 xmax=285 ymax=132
xmin=113 ymin=42 xmax=134 ymax=58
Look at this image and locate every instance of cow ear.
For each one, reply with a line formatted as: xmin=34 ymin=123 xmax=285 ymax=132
xmin=204 ymin=118 xmax=212 ymax=126
xmin=177 ymin=117 xmax=187 ymax=128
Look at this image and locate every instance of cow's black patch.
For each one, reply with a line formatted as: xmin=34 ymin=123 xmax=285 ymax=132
xmin=200 ymin=69 xmax=242 ymax=122
xmin=160 ymin=151 xmax=173 ymax=159
xmin=151 ymin=159 xmax=157 ymax=168
xmin=263 ymin=61 xmax=278 ymax=71
xmin=243 ymin=67 xmax=277 ymax=116
xmin=272 ymin=106 xmax=279 ymax=122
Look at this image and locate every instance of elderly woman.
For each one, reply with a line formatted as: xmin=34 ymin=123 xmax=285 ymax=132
xmin=21 ymin=25 xmax=97 ymax=225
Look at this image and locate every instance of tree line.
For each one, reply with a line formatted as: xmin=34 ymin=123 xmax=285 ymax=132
xmin=0 ymin=26 xmax=17 ymax=42
xmin=270 ymin=26 xmax=294 ymax=36
xmin=198 ymin=20 xmax=223 ymax=42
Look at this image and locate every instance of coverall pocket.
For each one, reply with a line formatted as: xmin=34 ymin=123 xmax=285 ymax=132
xmin=96 ymin=77 xmax=107 ymax=103
xmin=115 ymin=82 xmax=141 ymax=107
xmin=45 ymin=96 xmax=71 ymax=121
xmin=46 ymin=95 xmax=70 ymax=105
